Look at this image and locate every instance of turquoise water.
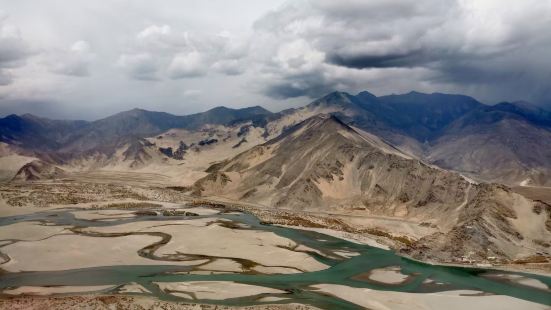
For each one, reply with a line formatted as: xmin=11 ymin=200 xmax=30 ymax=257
xmin=0 ymin=208 xmax=550 ymax=309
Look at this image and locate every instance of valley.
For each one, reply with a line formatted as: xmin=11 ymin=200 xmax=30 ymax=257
xmin=0 ymin=189 xmax=550 ymax=310
xmin=1 ymin=90 xmax=551 ymax=309
xmin=3 ymin=0 xmax=551 ymax=308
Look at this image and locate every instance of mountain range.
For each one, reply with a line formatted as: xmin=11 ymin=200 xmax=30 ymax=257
xmin=4 ymin=89 xmax=549 ymax=185
xmin=1 ymin=89 xmax=551 ymax=263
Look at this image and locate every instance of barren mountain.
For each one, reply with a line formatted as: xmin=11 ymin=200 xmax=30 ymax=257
xmin=2 ymin=90 xmax=551 ymax=186
xmin=0 ymin=106 xmax=272 ymax=157
xmin=194 ymin=114 xmax=551 ymax=262
xmin=12 ymin=160 xmax=67 ymax=181
xmin=266 ymin=92 xmax=551 ymax=185
xmin=0 ymin=114 xmax=88 ymax=152
xmin=428 ymin=107 xmax=551 ymax=185
xmin=195 ymin=115 xmax=467 ymax=215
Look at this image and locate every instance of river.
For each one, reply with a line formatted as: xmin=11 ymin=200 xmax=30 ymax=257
xmin=0 ymin=206 xmax=550 ymax=309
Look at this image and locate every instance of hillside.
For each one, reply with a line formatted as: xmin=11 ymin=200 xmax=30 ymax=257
xmin=429 ymin=104 xmax=551 ymax=185
xmin=264 ymin=91 xmax=551 ymax=185
xmin=1 ymin=90 xmax=551 ymax=186
xmin=194 ymin=114 xmax=551 ymax=262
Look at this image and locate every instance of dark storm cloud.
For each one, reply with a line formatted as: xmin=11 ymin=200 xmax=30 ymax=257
xmin=253 ymin=0 xmax=551 ymax=105
xmin=1 ymin=0 xmax=551 ymax=119
xmin=0 ymin=15 xmax=32 ymax=85
xmin=327 ymin=50 xmax=427 ymax=69
xmin=262 ymin=70 xmax=343 ymax=99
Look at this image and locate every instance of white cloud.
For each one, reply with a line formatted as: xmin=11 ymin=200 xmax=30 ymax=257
xmin=1 ymin=0 xmax=551 ymax=119
xmin=183 ymin=89 xmax=202 ymax=98
xmin=49 ymin=40 xmax=94 ymax=77
xmin=137 ymin=24 xmax=172 ymax=40
xmin=211 ymin=59 xmax=245 ymax=75
xmin=0 ymin=15 xmax=32 ymax=85
xmin=117 ymin=53 xmax=159 ymax=80
xmin=119 ymin=24 xmax=251 ymax=81
xmin=167 ymin=51 xmax=206 ymax=78
xmin=250 ymin=0 xmax=551 ymax=103
xmin=70 ymin=40 xmax=90 ymax=53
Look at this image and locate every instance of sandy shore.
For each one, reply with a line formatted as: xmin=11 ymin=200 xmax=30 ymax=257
xmin=150 ymin=222 xmax=328 ymax=273
xmin=1 ymin=192 xmax=550 ymax=310
xmin=482 ymin=273 xmax=550 ymax=291
xmin=1 ymin=233 xmax=206 ymax=272
xmin=311 ymin=284 xmax=549 ymax=310
xmin=277 ymin=225 xmax=389 ymax=250
xmin=1 ymin=213 xmax=327 ymax=274
xmin=0 ymin=295 xmax=322 ymax=310
xmin=0 ymin=221 xmax=69 ymax=241
xmin=3 ymin=285 xmax=115 ymax=296
xmin=156 ymin=281 xmax=285 ymax=300
xmin=363 ymin=266 xmax=410 ymax=284
xmin=115 ymin=282 xmax=152 ymax=294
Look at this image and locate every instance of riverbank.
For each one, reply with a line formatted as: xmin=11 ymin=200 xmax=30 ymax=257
xmin=1 ymin=181 xmax=550 ymax=276
xmin=192 ymin=196 xmax=551 ymax=276
xmin=1 ymin=194 xmax=551 ymax=310
xmin=0 ymin=295 xmax=321 ymax=310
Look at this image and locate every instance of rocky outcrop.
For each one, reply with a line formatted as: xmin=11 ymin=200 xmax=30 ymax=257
xmin=194 ymin=115 xmax=469 ymax=216
xmin=12 ymin=160 xmax=67 ymax=181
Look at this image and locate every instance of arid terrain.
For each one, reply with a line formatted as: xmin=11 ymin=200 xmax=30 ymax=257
xmin=2 ymin=0 xmax=551 ymax=307
xmin=1 ymin=91 xmax=551 ymax=309
xmin=0 ymin=174 xmax=550 ymax=309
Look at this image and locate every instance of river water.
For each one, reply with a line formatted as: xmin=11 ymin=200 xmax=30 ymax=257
xmin=0 ymin=207 xmax=550 ymax=309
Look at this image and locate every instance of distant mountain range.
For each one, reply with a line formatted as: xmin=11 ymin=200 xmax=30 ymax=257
xmin=1 ymin=90 xmax=551 ymax=185
xmin=0 ymin=106 xmax=271 ymax=154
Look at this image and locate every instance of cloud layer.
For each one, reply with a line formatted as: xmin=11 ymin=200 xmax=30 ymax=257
xmin=0 ymin=14 xmax=32 ymax=85
xmin=0 ymin=0 xmax=550 ymax=119
xmin=252 ymin=0 xmax=551 ymax=103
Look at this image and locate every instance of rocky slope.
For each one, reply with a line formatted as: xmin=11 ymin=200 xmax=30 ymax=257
xmin=194 ymin=115 xmax=551 ymax=262
xmin=428 ymin=104 xmax=551 ymax=185
xmin=12 ymin=160 xmax=67 ymax=181
xmin=2 ymin=90 xmax=550 ymax=186
xmin=194 ymin=115 xmax=467 ymax=216
xmin=272 ymin=92 xmax=551 ymax=186
xmin=0 ymin=106 xmax=272 ymax=158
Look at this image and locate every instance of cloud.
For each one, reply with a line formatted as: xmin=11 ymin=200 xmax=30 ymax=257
xmin=1 ymin=1 xmax=551 ymax=120
xmin=136 ymin=24 xmax=189 ymax=51
xmin=211 ymin=59 xmax=245 ymax=75
xmin=167 ymin=51 xmax=206 ymax=78
xmin=49 ymin=40 xmax=94 ymax=77
xmin=137 ymin=24 xmax=172 ymax=41
xmin=182 ymin=89 xmax=202 ymax=98
xmin=117 ymin=53 xmax=159 ymax=80
xmin=251 ymin=0 xmax=551 ymax=103
xmin=0 ymin=72 xmax=13 ymax=86
xmin=119 ymin=24 xmax=250 ymax=81
xmin=0 ymin=15 xmax=32 ymax=85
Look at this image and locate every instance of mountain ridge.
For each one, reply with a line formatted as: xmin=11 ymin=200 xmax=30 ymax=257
xmin=192 ymin=113 xmax=551 ymax=263
xmin=1 ymin=89 xmax=551 ymax=185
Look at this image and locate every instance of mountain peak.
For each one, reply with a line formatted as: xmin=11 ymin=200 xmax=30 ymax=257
xmin=112 ymin=108 xmax=156 ymax=118
xmin=204 ymin=106 xmax=232 ymax=114
xmin=241 ymin=105 xmax=273 ymax=115
xmin=324 ymin=90 xmax=352 ymax=99
xmin=356 ymin=90 xmax=378 ymax=100
xmin=308 ymin=91 xmax=356 ymax=108
xmin=286 ymin=114 xmax=356 ymax=139
xmin=315 ymin=113 xmax=348 ymax=125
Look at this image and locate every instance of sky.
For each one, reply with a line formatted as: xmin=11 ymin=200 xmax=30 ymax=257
xmin=0 ymin=0 xmax=550 ymax=120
